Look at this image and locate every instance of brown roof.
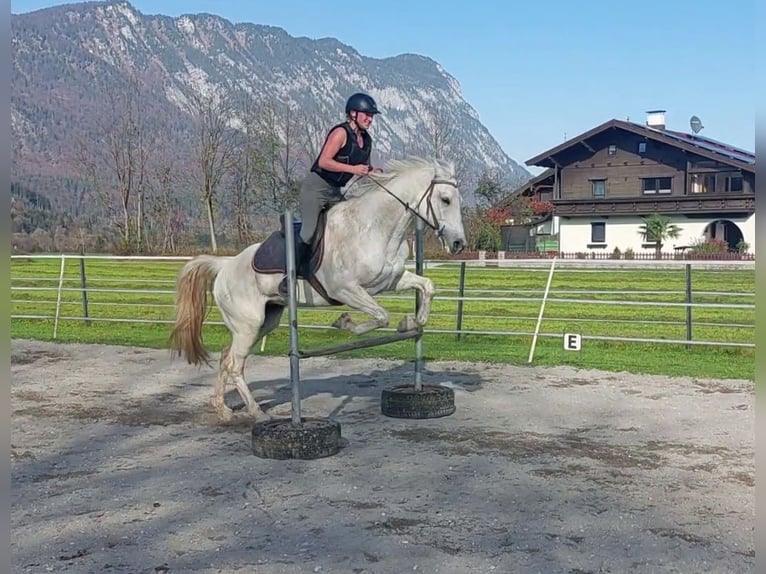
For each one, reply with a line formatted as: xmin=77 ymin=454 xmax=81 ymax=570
xmin=496 ymin=168 xmax=554 ymax=209
xmin=525 ymin=119 xmax=755 ymax=172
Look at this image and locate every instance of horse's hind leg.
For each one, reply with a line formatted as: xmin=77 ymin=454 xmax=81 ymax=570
xmin=211 ymin=322 xmax=273 ymax=423
xmin=257 ymin=303 xmax=285 ymax=344
xmin=226 ymin=328 xmax=271 ymax=422
xmin=211 ymin=343 xmax=234 ymax=421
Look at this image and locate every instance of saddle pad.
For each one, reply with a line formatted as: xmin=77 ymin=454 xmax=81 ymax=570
xmin=251 ymin=210 xmax=341 ymax=305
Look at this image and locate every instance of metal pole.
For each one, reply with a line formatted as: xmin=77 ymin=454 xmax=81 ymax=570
xmin=414 ymin=220 xmax=424 ymax=391
xmin=685 ymin=264 xmax=693 ymax=349
xmin=53 ymin=255 xmax=66 ymax=339
xmin=527 ymin=257 xmax=557 ymax=364
xmin=456 ymin=261 xmax=466 ymax=341
xmin=284 ymin=210 xmax=302 ymax=427
xmin=79 ymin=247 xmax=91 ymax=326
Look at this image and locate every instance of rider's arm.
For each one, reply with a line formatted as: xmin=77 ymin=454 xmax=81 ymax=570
xmin=316 ymin=127 xmax=370 ymax=175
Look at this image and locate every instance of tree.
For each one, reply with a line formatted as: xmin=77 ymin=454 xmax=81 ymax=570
xmin=422 ymin=104 xmax=456 ymax=160
xmin=227 ymin=92 xmax=263 ymax=244
xmin=300 ymin=104 xmax=334 ymax=166
xmin=185 ymin=89 xmax=237 ymax=253
xmin=145 ymin=163 xmax=184 ymax=253
xmin=75 ymin=75 xmax=149 ymax=251
xmin=638 ymin=214 xmax=682 ymax=259
xmin=247 ymin=97 xmax=306 ymax=216
xmin=473 ymin=170 xmax=507 ymax=209
xmin=420 ymin=103 xmax=471 ymax=189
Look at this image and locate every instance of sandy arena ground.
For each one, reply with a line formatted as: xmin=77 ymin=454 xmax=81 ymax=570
xmin=10 ymin=339 xmax=754 ymax=573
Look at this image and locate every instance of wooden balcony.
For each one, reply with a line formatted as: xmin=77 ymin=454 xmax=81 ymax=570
xmin=552 ymin=193 xmax=755 ymax=217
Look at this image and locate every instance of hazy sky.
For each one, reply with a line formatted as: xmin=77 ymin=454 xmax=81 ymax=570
xmin=12 ymin=0 xmax=757 ymax=171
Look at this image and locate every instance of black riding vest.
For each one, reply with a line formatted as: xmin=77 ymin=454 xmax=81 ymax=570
xmin=311 ymin=122 xmax=372 ymax=187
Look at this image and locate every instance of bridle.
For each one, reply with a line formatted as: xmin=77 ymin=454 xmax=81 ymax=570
xmin=365 ymin=174 xmax=458 ymax=237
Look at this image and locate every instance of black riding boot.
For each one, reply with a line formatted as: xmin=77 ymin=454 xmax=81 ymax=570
xmin=279 ymin=240 xmax=311 ymax=297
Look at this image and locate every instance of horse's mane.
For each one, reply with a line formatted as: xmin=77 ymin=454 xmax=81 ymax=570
xmin=346 ymin=156 xmax=456 ymax=197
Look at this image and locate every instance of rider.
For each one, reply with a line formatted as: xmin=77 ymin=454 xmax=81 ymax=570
xmin=280 ymin=92 xmax=381 ymax=294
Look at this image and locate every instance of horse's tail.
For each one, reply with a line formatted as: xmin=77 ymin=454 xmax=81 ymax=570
xmin=168 ymin=255 xmax=225 ymax=367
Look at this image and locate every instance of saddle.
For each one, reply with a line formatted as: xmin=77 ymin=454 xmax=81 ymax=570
xmin=251 ymin=209 xmax=341 ymax=305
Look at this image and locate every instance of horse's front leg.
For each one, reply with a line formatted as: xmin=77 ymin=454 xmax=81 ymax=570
xmin=331 ymin=287 xmax=390 ymax=335
xmin=394 ymin=270 xmax=435 ymax=328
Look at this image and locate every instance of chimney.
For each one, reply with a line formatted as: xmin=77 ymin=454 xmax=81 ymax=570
xmin=645 ymin=109 xmax=666 ymax=130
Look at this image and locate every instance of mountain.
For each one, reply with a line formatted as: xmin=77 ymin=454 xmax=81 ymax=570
xmin=11 ymin=1 xmax=531 ymax=238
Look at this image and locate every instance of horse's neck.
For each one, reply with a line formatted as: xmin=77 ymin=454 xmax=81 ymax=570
xmin=353 ymin=180 xmax=424 ymax=249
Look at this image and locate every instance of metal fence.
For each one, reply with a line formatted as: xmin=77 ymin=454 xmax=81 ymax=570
xmin=10 ymin=254 xmax=755 ymax=354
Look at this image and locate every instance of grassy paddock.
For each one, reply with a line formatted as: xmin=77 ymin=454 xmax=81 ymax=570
xmin=10 ymin=256 xmax=755 ymax=381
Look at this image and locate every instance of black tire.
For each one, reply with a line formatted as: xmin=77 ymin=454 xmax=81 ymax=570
xmin=380 ymin=384 xmax=456 ymax=419
xmin=251 ymin=417 xmax=342 ymax=460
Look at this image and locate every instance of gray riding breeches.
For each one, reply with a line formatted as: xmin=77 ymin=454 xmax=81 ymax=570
xmin=298 ymin=171 xmax=343 ymax=244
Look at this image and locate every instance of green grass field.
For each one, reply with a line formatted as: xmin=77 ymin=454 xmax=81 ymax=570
xmin=10 ymin=256 xmax=755 ymax=381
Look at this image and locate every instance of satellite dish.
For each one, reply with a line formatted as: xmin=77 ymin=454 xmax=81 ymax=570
xmin=690 ymin=115 xmax=704 ymax=134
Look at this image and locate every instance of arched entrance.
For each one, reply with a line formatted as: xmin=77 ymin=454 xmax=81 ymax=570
xmin=703 ymin=220 xmax=744 ymax=251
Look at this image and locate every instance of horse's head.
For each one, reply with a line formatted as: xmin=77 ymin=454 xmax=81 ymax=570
xmin=418 ymin=159 xmax=467 ymax=255
xmin=363 ymin=157 xmax=467 ymax=254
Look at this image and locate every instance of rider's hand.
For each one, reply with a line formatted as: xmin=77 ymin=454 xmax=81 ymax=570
xmin=354 ymin=164 xmax=372 ymax=176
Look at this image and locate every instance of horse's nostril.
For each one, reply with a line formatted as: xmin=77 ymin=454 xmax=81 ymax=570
xmin=452 ymin=240 xmax=465 ymax=253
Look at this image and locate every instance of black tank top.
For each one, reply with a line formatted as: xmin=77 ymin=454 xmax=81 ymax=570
xmin=311 ymin=122 xmax=372 ymax=187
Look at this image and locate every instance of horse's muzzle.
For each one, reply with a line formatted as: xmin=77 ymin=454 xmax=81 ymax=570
xmin=450 ymin=239 xmax=466 ymax=254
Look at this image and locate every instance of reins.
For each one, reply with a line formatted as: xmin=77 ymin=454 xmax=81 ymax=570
xmin=362 ymin=173 xmax=457 ymax=236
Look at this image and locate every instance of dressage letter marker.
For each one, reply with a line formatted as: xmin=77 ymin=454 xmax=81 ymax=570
xmin=563 ymin=333 xmax=582 ymax=351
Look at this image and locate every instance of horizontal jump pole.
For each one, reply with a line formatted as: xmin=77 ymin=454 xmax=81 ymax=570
xmin=298 ymin=328 xmax=423 ymax=359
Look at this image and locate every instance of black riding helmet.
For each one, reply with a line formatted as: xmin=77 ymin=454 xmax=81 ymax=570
xmin=345 ymin=92 xmax=380 ymax=115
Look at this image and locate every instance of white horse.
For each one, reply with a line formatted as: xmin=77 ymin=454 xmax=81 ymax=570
xmin=169 ymin=156 xmax=467 ymax=423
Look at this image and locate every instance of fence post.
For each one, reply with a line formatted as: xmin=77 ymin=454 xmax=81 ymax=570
xmin=685 ymin=263 xmax=693 ymax=349
xmin=527 ymin=257 xmax=557 ymax=364
xmin=414 ymin=219 xmax=425 ymax=391
xmin=53 ymin=254 xmax=67 ymax=339
xmin=456 ymin=261 xmax=466 ymax=341
xmin=79 ymin=247 xmax=91 ymax=326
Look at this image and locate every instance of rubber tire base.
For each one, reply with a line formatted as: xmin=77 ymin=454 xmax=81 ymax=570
xmin=380 ymin=384 xmax=456 ymax=419
xmin=251 ymin=417 xmax=342 ymax=460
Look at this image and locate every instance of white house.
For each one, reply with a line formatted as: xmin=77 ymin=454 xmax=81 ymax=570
xmin=507 ymin=111 xmax=756 ymax=256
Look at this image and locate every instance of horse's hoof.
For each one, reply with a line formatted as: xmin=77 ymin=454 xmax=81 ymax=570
xmin=211 ymin=397 xmax=234 ymax=423
xmin=252 ymin=409 xmax=273 ymax=423
xmin=217 ymin=407 xmax=234 ymax=423
xmin=251 ymin=417 xmax=342 ymax=460
xmin=332 ymin=311 xmax=353 ymax=330
xmin=397 ymin=316 xmax=419 ymax=332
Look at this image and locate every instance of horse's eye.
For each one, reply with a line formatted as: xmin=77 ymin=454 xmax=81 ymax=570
xmin=442 ymin=197 xmax=451 ymax=205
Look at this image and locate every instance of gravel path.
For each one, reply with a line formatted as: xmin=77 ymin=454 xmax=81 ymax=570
xmin=11 ymin=339 xmax=754 ymax=573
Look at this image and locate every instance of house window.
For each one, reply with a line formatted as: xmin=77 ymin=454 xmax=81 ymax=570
xmin=591 ymin=179 xmax=606 ymax=198
xmin=642 ymin=177 xmax=672 ymax=194
xmin=691 ymin=174 xmax=716 ymax=194
xmin=725 ymin=176 xmax=743 ymax=192
xmin=638 ymin=142 xmax=647 ymax=154
xmin=591 ymin=222 xmax=606 ymax=243
xmin=608 ymin=144 xmax=617 ymax=155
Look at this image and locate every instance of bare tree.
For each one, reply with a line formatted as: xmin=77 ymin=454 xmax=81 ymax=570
xmin=226 ymin=92 xmax=264 ymax=244
xmin=184 ymin=89 xmax=237 ymax=253
xmin=248 ymin=97 xmax=307 ymax=216
xmin=301 ymin=107 xmax=333 ymax=165
xmin=422 ymin=104 xmax=457 ymax=160
xmin=419 ymin=104 xmax=472 ymax=189
xmin=73 ymin=75 xmax=149 ymax=251
xmin=145 ymin=163 xmax=184 ymax=253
